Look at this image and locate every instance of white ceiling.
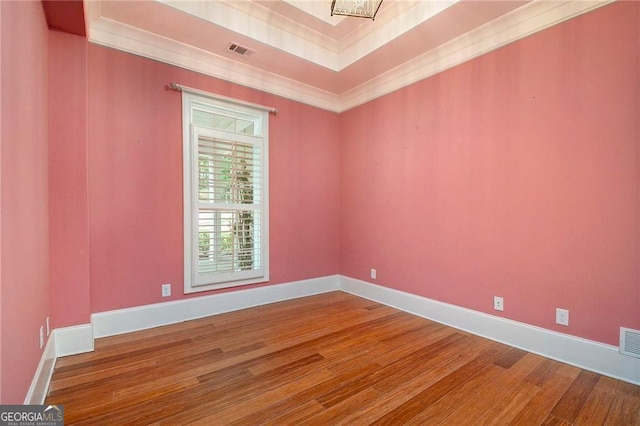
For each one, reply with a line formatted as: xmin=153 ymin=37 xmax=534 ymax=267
xmin=85 ymin=0 xmax=613 ymax=112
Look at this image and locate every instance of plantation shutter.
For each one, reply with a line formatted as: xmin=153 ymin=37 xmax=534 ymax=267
xmin=194 ymin=129 xmax=264 ymax=285
xmin=184 ymin=94 xmax=269 ymax=292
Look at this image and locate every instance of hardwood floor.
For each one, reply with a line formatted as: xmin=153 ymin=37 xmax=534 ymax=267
xmin=46 ymin=292 xmax=640 ymax=425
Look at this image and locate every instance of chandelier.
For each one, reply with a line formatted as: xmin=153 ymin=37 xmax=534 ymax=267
xmin=330 ymin=0 xmax=383 ymax=20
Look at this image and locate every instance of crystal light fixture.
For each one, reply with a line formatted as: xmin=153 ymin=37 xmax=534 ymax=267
xmin=330 ymin=0 xmax=383 ymax=20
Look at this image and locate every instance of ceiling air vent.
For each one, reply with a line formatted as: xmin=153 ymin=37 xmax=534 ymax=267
xmin=620 ymin=327 xmax=640 ymax=359
xmin=227 ymin=42 xmax=255 ymax=57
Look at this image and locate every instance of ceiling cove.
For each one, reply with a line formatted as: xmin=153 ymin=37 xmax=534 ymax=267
xmin=85 ymin=0 xmax=613 ymax=112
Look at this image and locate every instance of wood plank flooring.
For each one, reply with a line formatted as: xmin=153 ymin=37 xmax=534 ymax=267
xmin=46 ymin=292 xmax=640 ymax=425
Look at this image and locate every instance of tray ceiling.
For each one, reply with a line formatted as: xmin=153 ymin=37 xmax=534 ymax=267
xmin=82 ymin=0 xmax=612 ymax=111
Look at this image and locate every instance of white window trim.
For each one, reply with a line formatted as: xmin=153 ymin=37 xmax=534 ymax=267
xmin=183 ymin=92 xmax=269 ymax=294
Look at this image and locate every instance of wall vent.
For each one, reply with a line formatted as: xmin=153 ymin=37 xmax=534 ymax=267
xmin=620 ymin=327 xmax=640 ymax=359
xmin=227 ymin=42 xmax=254 ymax=57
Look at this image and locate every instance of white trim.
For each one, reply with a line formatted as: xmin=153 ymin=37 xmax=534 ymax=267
xmin=86 ymin=0 xmax=612 ymax=112
xmin=283 ymin=0 xmax=347 ymax=26
xmin=54 ymin=324 xmax=94 ymax=358
xmin=24 ymin=325 xmax=93 ymax=403
xmin=340 ymin=0 xmax=615 ymax=111
xmin=340 ymin=275 xmax=640 ymax=386
xmin=113 ymin=0 xmax=454 ymax=71
xmin=182 ymin=93 xmax=270 ymax=293
xmin=26 ymin=273 xmax=639 ymax=403
xmin=24 ymin=334 xmax=56 ymax=404
xmin=87 ymin=16 xmax=341 ymax=112
xmin=155 ymin=0 xmax=340 ymax=70
xmin=93 ymin=275 xmax=340 ymax=338
xmin=24 ymin=275 xmax=338 ymax=403
xmin=335 ymin=0 xmax=457 ymax=70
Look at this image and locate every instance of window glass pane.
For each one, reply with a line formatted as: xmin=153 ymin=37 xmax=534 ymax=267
xmin=193 ymin=109 xmax=257 ymax=136
xmin=198 ymin=137 xmax=260 ymax=204
xmin=193 ymin=109 xmax=215 ymax=129
xmin=235 ymin=118 xmax=255 ymax=135
xmin=197 ymin=209 xmax=261 ymax=274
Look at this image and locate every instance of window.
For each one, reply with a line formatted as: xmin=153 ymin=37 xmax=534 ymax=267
xmin=183 ymin=92 xmax=269 ymax=293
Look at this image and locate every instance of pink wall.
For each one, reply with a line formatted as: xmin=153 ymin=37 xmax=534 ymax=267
xmin=0 ymin=1 xmax=3 ymax=404
xmin=1 ymin=0 xmax=635 ymax=403
xmin=339 ymin=2 xmax=639 ymax=346
xmin=49 ymin=30 xmax=90 ymax=328
xmin=0 ymin=1 xmax=50 ymax=403
xmin=86 ymin=45 xmax=340 ymax=313
xmin=637 ymin=7 xmax=640 ymax=331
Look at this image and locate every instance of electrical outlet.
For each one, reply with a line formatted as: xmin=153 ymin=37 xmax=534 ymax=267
xmin=46 ymin=317 xmax=50 ymax=337
xmin=39 ymin=326 xmax=44 ymax=349
xmin=494 ymin=296 xmax=504 ymax=312
xmin=370 ymin=269 xmax=377 ymax=280
xmin=162 ymin=283 xmax=172 ymax=297
xmin=556 ymin=308 xmax=569 ymax=326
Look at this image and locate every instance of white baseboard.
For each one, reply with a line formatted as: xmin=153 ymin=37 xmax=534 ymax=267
xmin=340 ymin=275 xmax=640 ymax=386
xmin=29 ymin=272 xmax=638 ymax=404
xmin=55 ymin=324 xmax=94 ymax=357
xmin=24 ymin=333 xmax=57 ymax=405
xmin=92 ymin=275 xmax=340 ymax=338
xmin=26 ymin=275 xmax=339 ymax=403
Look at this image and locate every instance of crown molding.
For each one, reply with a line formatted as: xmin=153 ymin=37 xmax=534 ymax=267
xmin=87 ymin=0 xmax=613 ymax=113
xmin=96 ymin=0 xmax=453 ymax=73
xmin=282 ymin=0 xmax=347 ymax=26
xmin=154 ymin=0 xmax=445 ymax=71
xmin=336 ymin=0 xmax=457 ymax=69
xmin=339 ymin=0 xmax=615 ymax=111
xmin=155 ymin=0 xmax=340 ymax=70
xmin=87 ymin=15 xmax=342 ymax=112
